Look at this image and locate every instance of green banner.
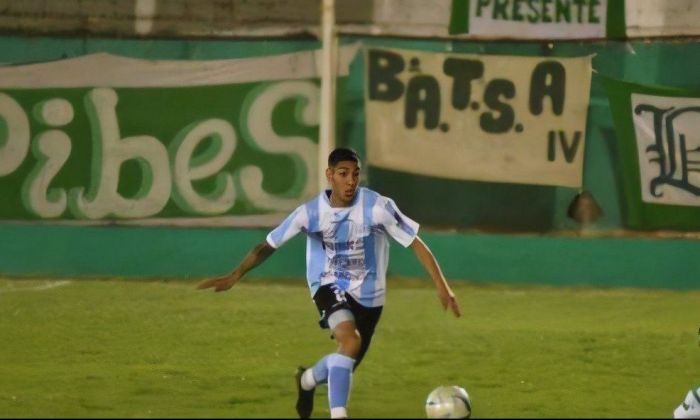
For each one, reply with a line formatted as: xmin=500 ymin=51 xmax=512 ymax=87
xmin=0 ymin=47 xmax=357 ymax=226
xmin=604 ymin=77 xmax=700 ymax=231
xmin=449 ymin=0 xmax=626 ymax=39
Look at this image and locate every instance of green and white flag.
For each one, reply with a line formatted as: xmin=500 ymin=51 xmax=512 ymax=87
xmin=0 ymin=45 xmax=359 ymax=226
xmin=449 ymin=0 xmax=626 ymax=39
xmin=605 ymin=77 xmax=700 ymax=231
xmin=365 ymin=47 xmax=593 ymax=188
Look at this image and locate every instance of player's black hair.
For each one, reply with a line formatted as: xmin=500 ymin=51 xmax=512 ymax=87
xmin=328 ymin=147 xmax=360 ymax=167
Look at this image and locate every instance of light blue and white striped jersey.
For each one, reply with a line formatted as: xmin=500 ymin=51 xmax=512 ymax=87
xmin=266 ymin=187 xmax=419 ymax=307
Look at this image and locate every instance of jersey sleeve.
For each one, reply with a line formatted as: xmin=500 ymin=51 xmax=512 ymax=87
xmin=266 ymin=205 xmax=308 ymax=249
xmin=377 ymin=197 xmax=420 ymax=248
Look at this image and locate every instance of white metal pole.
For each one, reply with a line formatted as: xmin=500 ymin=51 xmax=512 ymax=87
xmin=319 ymin=0 xmax=336 ymax=193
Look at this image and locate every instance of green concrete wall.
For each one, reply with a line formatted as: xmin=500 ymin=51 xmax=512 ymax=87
xmin=0 ymin=34 xmax=698 ymax=289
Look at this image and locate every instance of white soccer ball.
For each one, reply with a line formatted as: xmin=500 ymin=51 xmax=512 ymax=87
xmin=425 ymin=385 xmax=472 ymax=419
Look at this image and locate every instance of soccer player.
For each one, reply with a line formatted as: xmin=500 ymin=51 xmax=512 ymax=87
xmin=198 ymin=147 xmax=461 ymax=419
xmin=674 ymin=387 xmax=700 ymax=419
xmin=672 ymin=328 xmax=700 ymax=419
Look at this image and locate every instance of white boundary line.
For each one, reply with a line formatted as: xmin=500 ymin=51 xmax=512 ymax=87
xmin=0 ymin=280 xmax=73 ymax=294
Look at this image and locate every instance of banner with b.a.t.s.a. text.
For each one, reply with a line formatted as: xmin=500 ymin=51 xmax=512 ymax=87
xmin=449 ymin=0 xmax=626 ymax=39
xmin=605 ymin=77 xmax=700 ymax=231
xmin=364 ymin=47 xmax=592 ymax=188
xmin=0 ymin=45 xmax=359 ymax=226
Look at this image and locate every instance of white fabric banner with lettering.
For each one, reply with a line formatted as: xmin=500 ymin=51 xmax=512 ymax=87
xmin=448 ymin=0 xmax=626 ymax=40
xmin=364 ymin=47 xmax=592 ymax=188
xmin=631 ymin=94 xmax=700 ymax=206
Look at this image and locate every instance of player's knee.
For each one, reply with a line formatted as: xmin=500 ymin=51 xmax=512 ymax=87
xmin=340 ymin=334 xmax=361 ymax=359
xmin=334 ymin=323 xmax=362 ymax=358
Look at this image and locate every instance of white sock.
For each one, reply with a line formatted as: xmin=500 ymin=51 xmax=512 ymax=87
xmin=330 ymin=407 xmax=348 ymax=418
xmin=300 ymin=368 xmax=316 ymax=391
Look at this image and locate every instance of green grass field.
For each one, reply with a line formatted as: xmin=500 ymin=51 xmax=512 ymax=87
xmin=0 ymin=277 xmax=698 ymax=418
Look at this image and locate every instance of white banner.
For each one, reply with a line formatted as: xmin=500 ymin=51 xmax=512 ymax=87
xmin=467 ymin=0 xmax=609 ymax=39
xmin=631 ymin=93 xmax=700 ymax=206
xmin=364 ymin=47 xmax=592 ymax=188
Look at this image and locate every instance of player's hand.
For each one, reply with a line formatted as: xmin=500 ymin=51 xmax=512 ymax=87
xmin=438 ymin=290 xmax=461 ymax=318
xmin=197 ymin=273 xmax=239 ymax=292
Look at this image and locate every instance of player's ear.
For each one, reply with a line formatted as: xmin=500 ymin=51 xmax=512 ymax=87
xmin=325 ymin=167 xmax=333 ymax=182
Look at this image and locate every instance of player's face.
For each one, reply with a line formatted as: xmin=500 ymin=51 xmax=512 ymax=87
xmin=326 ymin=160 xmax=360 ymax=206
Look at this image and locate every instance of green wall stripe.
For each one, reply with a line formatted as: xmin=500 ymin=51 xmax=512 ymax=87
xmin=1 ymin=225 xmax=698 ymax=289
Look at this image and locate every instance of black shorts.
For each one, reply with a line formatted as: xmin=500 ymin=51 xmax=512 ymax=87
xmin=312 ymin=284 xmax=383 ymax=368
xmin=312 ymin=284 xmax=380 ymax=329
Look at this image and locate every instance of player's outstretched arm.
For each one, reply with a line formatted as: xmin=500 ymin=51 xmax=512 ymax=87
xmin=409 ymin=236 xmax=461 ymax=318
xmin=197 ymin=241 xmax=276 ymax=292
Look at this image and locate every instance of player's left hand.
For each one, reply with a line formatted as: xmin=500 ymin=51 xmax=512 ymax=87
xmin=439 ymin=291 xmax=461 ymax=318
